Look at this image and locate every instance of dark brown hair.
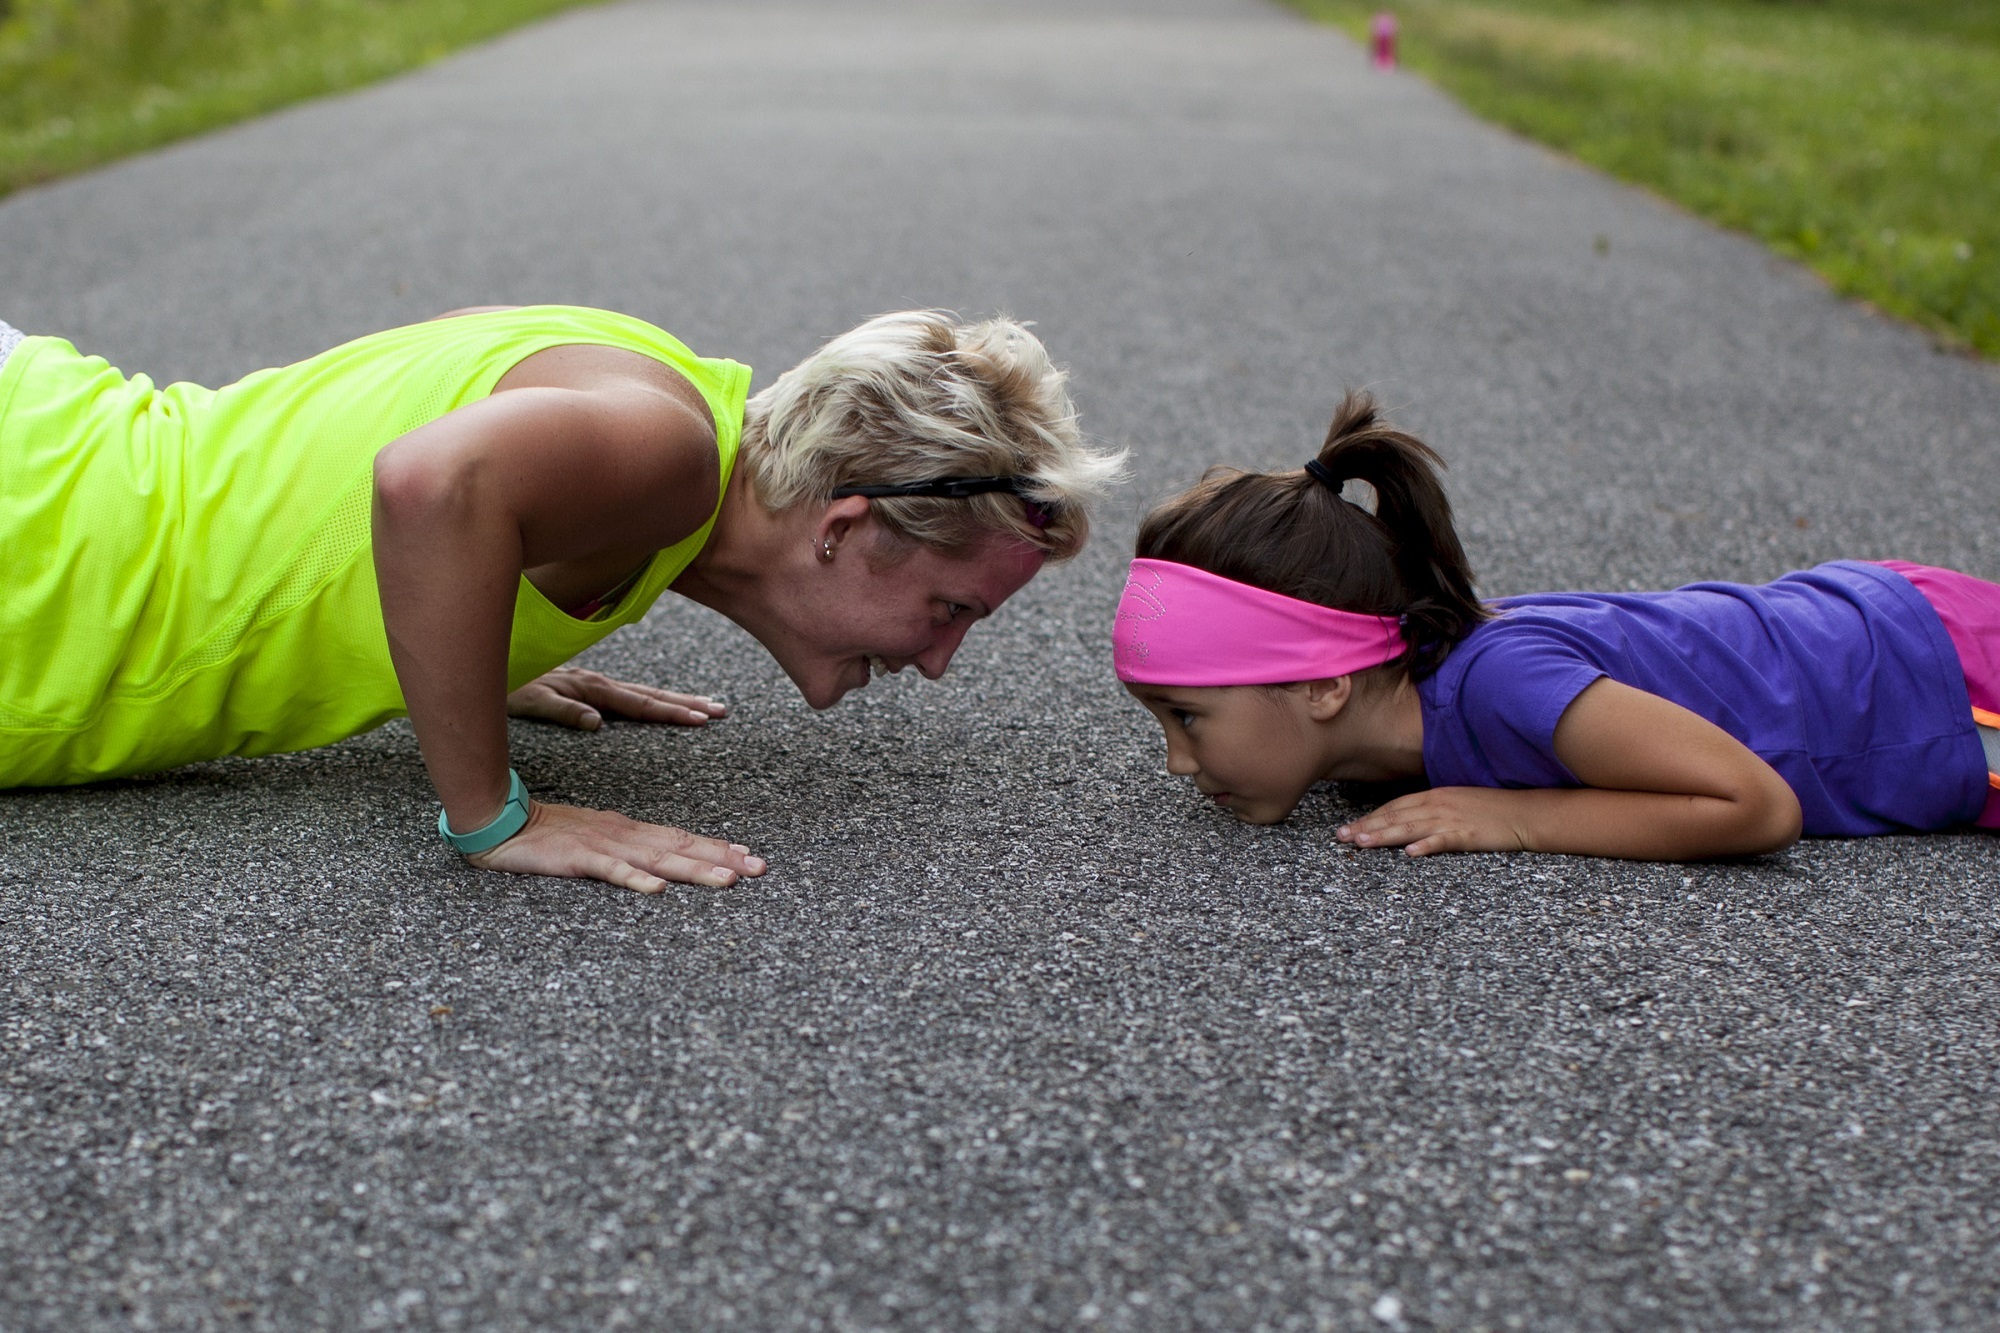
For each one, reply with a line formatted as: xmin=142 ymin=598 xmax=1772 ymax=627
xmin=1134 ymin=391 xmax=1486 ymax=678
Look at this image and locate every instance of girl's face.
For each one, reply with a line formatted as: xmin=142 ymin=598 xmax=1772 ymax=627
xmin=1124 ymin=683 xmax=1332 ymax=824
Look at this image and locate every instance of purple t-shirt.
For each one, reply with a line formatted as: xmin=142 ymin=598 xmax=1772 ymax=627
xmin=1416 ymin=561 xmax=1988 ymax=836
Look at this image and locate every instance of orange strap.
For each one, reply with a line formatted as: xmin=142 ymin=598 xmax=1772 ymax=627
xmin=1977 ymin=708 xmax=2000 ymax=789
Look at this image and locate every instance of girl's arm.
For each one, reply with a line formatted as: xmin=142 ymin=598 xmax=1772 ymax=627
xmin=372 ymin=374 xmax=764 ymax=893
xmin=1336 ymin=678 xmax=1803 ymax=860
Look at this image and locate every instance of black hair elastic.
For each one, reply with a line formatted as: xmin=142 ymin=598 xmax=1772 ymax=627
xmin=1302 ymin=458 xmax=1347 ymax=494
xmin=830 ymin=475 xmax=1053 ymax=528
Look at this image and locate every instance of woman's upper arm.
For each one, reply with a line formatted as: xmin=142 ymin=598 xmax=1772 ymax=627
xmin=372 ymin=381 xmax=718 ymax=566
xmin=1551 ymin=677 xmax=1802 ymax=838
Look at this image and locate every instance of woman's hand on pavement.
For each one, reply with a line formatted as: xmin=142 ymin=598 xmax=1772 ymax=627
xmin=506 ymin=667 xmax=726 ymax=731
xmin=466 ymin=801 xmax=766 ymax=893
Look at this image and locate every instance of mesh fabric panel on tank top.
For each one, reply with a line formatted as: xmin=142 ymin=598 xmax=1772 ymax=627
xmin=162 ymin=476 xmax=374 ymax=682
xmin=145 ymin=348 xmax=478 ymax=690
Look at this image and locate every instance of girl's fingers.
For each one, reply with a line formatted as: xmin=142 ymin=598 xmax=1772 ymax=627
xmin=1343 ymin=816 xmax=1401 ymax=845
xmin=1346 ymin=801 xmax=1517 ymax=856
xmin=1344 ymin=812 xmax=1441 ymax=849
xmin=1341 ymin=792 xmax=1464 ymax=848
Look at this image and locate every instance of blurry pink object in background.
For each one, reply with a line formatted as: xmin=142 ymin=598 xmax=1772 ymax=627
xmin=1371 ymin=12 xmax=1397 ymax=70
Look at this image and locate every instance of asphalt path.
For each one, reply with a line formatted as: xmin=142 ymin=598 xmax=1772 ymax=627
xmin=5 ymin=1 xmax=2000 ymax=1328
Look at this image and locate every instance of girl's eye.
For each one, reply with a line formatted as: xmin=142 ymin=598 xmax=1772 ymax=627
xmin=1170 ymin=709 xmax=1195 ymax=728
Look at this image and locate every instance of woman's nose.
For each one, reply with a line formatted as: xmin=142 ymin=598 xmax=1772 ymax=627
xmin=914 ymin=620 xmax=973 ymax=679
xmin=915 ymin=647 xmax=957 ymax=679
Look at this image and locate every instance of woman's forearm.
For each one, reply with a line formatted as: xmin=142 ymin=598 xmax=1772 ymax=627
xmin=372 ymin=443 xmax=524 ymax=833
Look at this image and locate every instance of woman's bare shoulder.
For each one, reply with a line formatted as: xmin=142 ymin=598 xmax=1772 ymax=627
xmin=422 ymin=306 xmax=717 ymax=457
xmin=427 ymin=305 xmax=520 ymax=321
xmin=493 ymin=342 xmax=711 ymax=433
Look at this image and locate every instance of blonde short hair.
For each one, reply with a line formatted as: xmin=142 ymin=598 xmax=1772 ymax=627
xmin=741 ymin=310 xmax=1125 ymax=560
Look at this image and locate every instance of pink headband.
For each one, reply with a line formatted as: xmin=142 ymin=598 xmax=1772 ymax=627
xmin=1113 ymin=558 xmax=1406 ymax=686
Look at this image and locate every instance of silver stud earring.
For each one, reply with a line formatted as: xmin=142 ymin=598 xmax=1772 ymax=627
xmin=820 ymin=539 xmax=834 ymax=562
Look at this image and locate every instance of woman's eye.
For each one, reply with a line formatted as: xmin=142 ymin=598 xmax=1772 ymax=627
xmin=945 ymin=602 xmax=970 ymax=619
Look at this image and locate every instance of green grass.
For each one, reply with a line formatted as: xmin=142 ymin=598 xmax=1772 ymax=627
xmin=0 ymin=0 xmax=603 ymax=199
xmin=1285 ymin=0 xmax=2000 ymax=357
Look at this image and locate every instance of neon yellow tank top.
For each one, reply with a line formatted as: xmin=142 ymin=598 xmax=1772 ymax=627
xmin=0 ymin=306 xmax=751 ymax=787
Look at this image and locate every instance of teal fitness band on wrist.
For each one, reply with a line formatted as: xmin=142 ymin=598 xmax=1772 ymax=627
xmin=438 ymin=769 xmax=532 ymax=854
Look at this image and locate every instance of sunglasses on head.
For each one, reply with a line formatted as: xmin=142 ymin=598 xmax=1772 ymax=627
xmin=831 ymin=475 xmax=1053 ymax=529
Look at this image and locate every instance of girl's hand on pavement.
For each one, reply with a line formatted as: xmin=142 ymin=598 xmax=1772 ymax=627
xmin=506 ymin=667 xmax=726 ymax=731
xmin=1335 ymin=787 xmax=1533 ymax=857
xmin=466 ymin=801 xmax=766 ymax=893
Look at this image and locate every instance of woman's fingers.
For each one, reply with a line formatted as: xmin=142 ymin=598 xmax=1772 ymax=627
xmin=615 ymin=820 xmax=766 ymax=884
xmin=466 ymin=802 xmax=767 ymax=893
xmin=576 ymin=853 xmax=671 ymax=896
xmin=509 ymin=669 xmax=726 ymax=728
xmin=596 ymin=682 xmax=725 ymax=725
xmin=505 ymin=683 xmax=602 ymax=729
xmin=565 ymin=669 xmax=720 ymax=714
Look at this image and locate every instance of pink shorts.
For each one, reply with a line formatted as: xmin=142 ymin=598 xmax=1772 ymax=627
xmin=1877 ymin=560 xmax=2000 ymax=829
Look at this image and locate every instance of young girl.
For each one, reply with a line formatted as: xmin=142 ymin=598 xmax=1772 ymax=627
xmin=1115 ymin=393 xmax=2000 ymax=861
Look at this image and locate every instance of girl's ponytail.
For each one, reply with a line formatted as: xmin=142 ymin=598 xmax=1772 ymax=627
xmin=1313 ymin=393 xmax=1484 ymax=674
xmin=1134 ymin=390 xmax=1485 ymax=678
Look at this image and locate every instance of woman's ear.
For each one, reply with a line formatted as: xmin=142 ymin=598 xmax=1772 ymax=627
xmin=1301 ymin=675 xmax=1353 ymax=722
xmin=812 ymin=494 xmax=873 ymax=558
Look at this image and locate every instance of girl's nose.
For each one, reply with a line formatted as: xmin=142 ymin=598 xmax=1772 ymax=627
xmin=1164 ymin=736 xmax=1199 ymax=777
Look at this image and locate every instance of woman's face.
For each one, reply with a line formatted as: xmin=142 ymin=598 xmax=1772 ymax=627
xmin=773 ymin=524 xmax=1047 ymax=709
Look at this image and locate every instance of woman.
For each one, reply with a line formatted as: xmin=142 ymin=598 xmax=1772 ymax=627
xmin=0 ymin=305 xmax=1122 ymax=892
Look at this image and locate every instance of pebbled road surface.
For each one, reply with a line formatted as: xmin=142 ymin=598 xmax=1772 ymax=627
xmin=4 ymin=1 xmax=1999 ymax=1328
